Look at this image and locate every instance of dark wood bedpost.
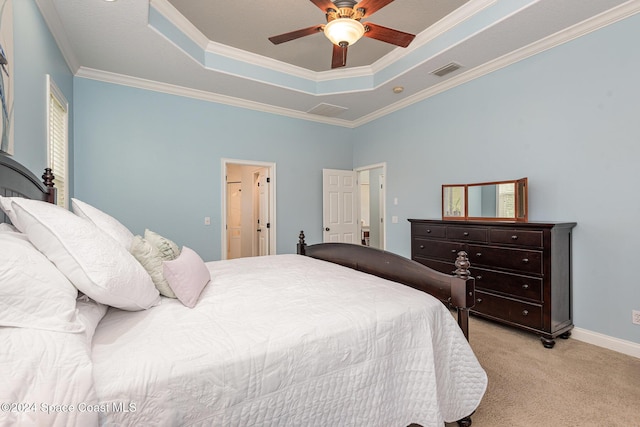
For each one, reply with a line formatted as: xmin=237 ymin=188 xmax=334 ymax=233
xmin=451 ymin=251 xmax=475 ymax=342
xmin=297 ymin=231 xmax=306 ymax=255
xmin=42 ymin=168 xmax=57 ymax=205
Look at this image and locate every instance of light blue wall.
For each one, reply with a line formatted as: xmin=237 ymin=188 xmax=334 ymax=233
xmin=12 ymin=1 xmax=640 ymax=344
xmin=72 ymin=79 xmax=353 ymax=261
xmin=353 ymin=13 xmax=640 ymax=343
xmin=12 ymin=0 xmax=73 ymax=178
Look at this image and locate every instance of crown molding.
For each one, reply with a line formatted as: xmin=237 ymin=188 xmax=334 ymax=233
xmin=74 ymin=67 xmax=356 ymax=128
xmin=151 ymin=0 xmax=496 ymax=84
xmin=353 ymin=0 xmax=640 ymax=127
xmin=35 ymin=0 xmax=80 ymax=73
xmin=371 ymin=0 xmax=497 ymax=73
xmin=73 ymin=0 xmax=640 ymax=128
xmin=149 ymin=0 xmax=209 ymax=49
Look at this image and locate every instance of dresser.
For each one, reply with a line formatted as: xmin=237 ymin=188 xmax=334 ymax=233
xmin=409 ymin=219 xmax=576 ymax=348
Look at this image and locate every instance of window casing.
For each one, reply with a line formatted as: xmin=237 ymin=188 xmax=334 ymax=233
xmin=46 ymin=75 xmax=69 ymax=207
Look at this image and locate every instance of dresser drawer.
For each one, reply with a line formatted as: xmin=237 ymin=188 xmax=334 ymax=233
xmin=412 ymin=238 xmax=464 ymax=262
xmin=490 ymin=228 xmax=543 ymax=248
xmin=447 ymin=226 xmax=488 ymax=243
xmin=468 ymin=244 xmax=542 ymax=274
xmin=472 ymin=267 xmax=543 ymax=303
xmin=473 ymin=291 xmax=543 ymax=330
xmin=411 ymin=223 xmax=446 ymax=238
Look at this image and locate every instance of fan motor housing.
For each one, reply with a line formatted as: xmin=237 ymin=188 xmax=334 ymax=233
xmin=326 ymin=7 xmax=365 ymax=22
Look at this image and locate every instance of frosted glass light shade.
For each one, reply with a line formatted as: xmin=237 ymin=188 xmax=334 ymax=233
xmin=324 ymin=18 xmax=365 ymax=46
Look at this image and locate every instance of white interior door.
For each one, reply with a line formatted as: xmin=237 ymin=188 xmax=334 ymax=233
xmin=256 ymin=170 xmax=270 ymax=256
xmin=226 ymin=182 xmax=242 ymax=259
xmin=322 ymin=169 xmax=358 ymax=243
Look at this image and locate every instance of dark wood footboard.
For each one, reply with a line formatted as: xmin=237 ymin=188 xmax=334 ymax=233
xmin=297 ymin=231 xmax=476 ymax=340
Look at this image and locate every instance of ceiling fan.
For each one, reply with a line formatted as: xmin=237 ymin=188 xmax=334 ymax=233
xmin=268 ymin=0 xmax=416 ymax=69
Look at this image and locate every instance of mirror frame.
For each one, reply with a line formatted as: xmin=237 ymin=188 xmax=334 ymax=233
xmin=442 ymin=178 xmax=528 ymax=222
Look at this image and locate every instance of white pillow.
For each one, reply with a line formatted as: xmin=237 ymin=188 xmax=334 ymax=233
xmin=0 ymin=222 xmax=18 ymax=233
xmin=0 ymin=195 xmax=18 ymax=225
xmin=9 ymin=198 xmax=160 ymax=311
xmin=130 ymin=235 xmax=177 ymax=298
xmin=0 ymin=232 xmax=84 ymax=332
xmin=163 ymin=247 xmax=211 ymax=308
xmin=71 ymin=198 xmax=134 ymax=248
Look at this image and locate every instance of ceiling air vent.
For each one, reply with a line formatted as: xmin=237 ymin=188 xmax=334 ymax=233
xmin=430 ymin=62 xmax=462 ymax=77
xmin=307 ymin=103 xmax=348 ymax=118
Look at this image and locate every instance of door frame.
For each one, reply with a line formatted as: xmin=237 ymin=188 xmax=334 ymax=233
xmin=355 ymin=162 xmax=387 ymax=250
xmin=221 ymin=158 xmax=277 ymax=260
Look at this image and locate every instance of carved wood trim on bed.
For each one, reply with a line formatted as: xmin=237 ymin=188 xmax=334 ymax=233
xmin=297 ymin=231 xmax=476 ymax=341
xmin=0 ymin=154 xmax=56 ymax=222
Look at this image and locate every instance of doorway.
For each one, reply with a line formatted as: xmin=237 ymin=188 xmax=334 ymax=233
xmin=321 ymin=163 xmax=386 ymax=250
xmin=356 ymin=163 xmax=385 ymax=250
xmin=222 ymin=159 xmax=276 ymax=260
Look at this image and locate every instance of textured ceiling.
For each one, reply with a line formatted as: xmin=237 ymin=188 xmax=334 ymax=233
xmin=167 ymin=0 xmax=468 ymax=72
xmin=37 ymin=0 xmax=637 ymax=126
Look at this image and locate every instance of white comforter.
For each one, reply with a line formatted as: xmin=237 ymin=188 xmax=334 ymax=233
xmin=0 ymin=297 xmax=106 ymax=427
xmin=90 ymin=254 xmax=487 ymax=426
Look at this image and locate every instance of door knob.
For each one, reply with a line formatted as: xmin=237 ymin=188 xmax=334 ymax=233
xmin=325 ymin=227 xmax=330 ymax=231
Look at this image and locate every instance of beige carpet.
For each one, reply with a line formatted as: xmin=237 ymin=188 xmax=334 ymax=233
xmin=445 ymin=316 xmax=640 ymax=427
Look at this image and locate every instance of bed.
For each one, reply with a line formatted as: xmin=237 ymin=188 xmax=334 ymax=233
xmin=0 ymin=154 xmax=487 ymax=427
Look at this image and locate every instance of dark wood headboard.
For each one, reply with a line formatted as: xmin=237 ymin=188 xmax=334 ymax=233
xmin=0 ymin=155 xmax=56 ymax=222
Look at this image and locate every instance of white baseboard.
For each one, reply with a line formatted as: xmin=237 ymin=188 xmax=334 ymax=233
xmin=571 ymin=327 xmax=640 ymax=359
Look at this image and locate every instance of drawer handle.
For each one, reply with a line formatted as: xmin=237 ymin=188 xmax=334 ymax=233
xmin=522 ymin=283 xmax=529 ymax=289
xmin=419 ymin=245 xmax=425 ymax=249
xmin=476 ymin=298 xmax=483 ymax=303
xmin=511 ymin=235 xmax=518 ymax=240
xmin=426 ymin=229 xmax=432 ymax=233
xmin=463 ymin=232 xmax=469 ymax=236
xmin=476 ymin=275 xmax=483 ymax=281
xmin=451 ymin=249 xmax=458 ymax=253
xmin=522 ymin=258 xmax=529 ymax=263
xmin=522 ymin=310 xmax=529 ymax=316
xmin=475 ymin=252 xmax=482 ymax=257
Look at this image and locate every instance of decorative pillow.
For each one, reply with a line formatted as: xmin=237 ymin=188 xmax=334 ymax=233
xmin=0 ymin=232 xmax=84 ymax=332
xmin=9 ymin=198 xmax=160 ymax=311
xmin=130 ymin=235 xmax=177 ymax=298
xmin=144 ymin=229 xmax=181 ymax=260
xmin=162 ymin=247 xmax=211 ymax=308
xmin=71 ymin=198 xmax=134 ymax=248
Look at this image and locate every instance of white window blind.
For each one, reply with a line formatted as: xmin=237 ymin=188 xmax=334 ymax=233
xmin=47 ymin=75 xmax=69 ymax=207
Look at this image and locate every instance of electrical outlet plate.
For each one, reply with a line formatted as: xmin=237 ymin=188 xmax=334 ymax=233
xmin=633 ymin=310 xmax=640 ymax=325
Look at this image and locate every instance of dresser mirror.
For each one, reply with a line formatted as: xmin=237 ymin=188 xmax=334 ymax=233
xmin=442 ymin=177 xmax=528 ymax=221
xmin=442 ymin=185 xmax=466 ymax=219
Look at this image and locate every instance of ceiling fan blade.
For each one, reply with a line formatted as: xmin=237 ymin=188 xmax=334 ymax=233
xmin=354 ymin=0 xmax=395 ymax=17
xmin=269 ymin=25 xmax=324 ymax=45
xmin=331 ymin=44 xmax=348 ymax=69
xmin=363 ymin=22 xmax=415 ymax=47
xmin=310 ymin=0 xmax=338 ymax=13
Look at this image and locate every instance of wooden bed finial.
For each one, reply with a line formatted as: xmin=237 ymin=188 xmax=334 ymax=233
xmin=454 ymin=251 xmax=470 ymax=279
xmin=42 ymin=168 xmax=55 ymax=189
xmin=297 ymin=231 xmax=306 ymax=255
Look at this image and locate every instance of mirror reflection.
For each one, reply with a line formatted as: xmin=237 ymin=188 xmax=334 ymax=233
xmin=442 ymin=178 xmax=528 ymax=221
xmin=468 ymin=183 xmax=515 ymax=218
xmin=443 ymin=185 xmax=465 ymax=218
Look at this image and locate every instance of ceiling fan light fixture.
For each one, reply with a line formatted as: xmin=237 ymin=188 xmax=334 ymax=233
xmin=324 ymin=18 xmax=365 ymax=47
